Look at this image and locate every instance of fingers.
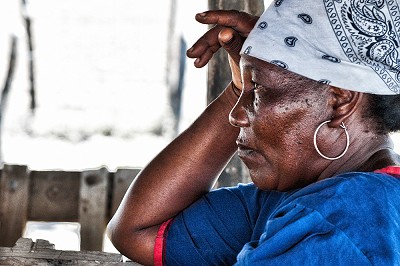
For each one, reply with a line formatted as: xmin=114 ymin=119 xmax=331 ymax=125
xmin=187 ymin=25 xmax=244 ymax=68
xmin=187 ymin=10 xmax=258 ymax=68
xmin=195 ymin=10 xmax=259 ymax=37
xmin=187 ymin=25 xmax=222 ymax=68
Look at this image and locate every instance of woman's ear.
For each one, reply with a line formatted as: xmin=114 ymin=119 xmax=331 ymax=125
xmin=328 ymin=86 xmax=364 ymax=127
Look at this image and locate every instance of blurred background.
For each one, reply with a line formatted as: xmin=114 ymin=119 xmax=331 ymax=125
xmin=0 ymin=0 xmax=208 ymax=252
xmin=0 ymin=0 xmax=208 ymax=171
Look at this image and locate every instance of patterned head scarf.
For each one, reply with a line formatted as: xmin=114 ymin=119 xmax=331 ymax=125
xmin=241 ymin=0 xmax=400 ymax=95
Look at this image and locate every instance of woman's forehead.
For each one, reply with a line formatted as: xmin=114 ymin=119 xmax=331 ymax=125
xmin=240 ymin=55 xmax=301 ymax=81
xmin=240 ymin=55 xmax=330 ymax=94
xmin=240 ymin=55 xmax=275 ymax=75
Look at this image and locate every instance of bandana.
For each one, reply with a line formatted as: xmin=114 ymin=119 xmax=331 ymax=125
xmin=241 ymin=0 xmax=400 ymax=95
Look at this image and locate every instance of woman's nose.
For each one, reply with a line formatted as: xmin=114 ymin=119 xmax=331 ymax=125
xmin=229 ymin=92 xmax=250 ymax=128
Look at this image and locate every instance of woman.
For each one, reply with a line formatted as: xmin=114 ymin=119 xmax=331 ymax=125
xmin=108 ymin=1 xmax=400 ymax=265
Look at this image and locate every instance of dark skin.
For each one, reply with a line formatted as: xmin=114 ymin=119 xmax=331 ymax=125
xmin=235 ymin=55 xmax=400 ymax=190
xmin=107 ymin=10 xmax=400 ymax=265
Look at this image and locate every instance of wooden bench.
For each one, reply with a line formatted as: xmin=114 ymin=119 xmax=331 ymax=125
xmin=0 ymin=160 xmax=248 ymax=252
xmin=0 ymin=164 xmax=140 ymax=251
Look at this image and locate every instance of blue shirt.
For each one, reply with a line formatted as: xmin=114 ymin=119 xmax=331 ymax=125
xmin=165 ymin=172 xmax=400 ymax=265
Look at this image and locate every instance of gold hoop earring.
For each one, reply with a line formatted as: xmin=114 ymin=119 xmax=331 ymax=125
xmin=313 ymin=120 xmax=349 ymax=160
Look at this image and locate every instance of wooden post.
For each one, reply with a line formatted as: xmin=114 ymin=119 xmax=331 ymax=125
xmin=166 ymin=0 xmax=187 ymax=137
xmin=79 ymin=167 xmax=109 ymax=251
xmin=0 ymin=165 xmax=30 ymax=247
xmin=208 ymin=0 xmax=264 ymax=188
xmin=0 ymin=37 xmax=18 ymax=164
xmin=20 ymin=0 xmax=36 ymax=113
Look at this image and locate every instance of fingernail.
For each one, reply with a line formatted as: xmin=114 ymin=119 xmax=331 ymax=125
xmin=196 ymin=12 xmax=207 ymax=17
xmin=194 ymin=58 xmax=200 ymax=65
xmin=187 ymin=47 xmax=194 ymax=53
xmin=222 ymin=36 xmax=234 ymax=45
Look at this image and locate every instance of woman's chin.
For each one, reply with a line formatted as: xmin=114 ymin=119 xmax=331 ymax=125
xmin=248 ymin=170 xmax=280 ymax=191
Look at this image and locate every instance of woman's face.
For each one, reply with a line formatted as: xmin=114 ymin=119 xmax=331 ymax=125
xmin=230 ymin=55 xmax=329 ymax=191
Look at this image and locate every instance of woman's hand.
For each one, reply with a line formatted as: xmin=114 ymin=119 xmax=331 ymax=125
xmin=187 ymin=10 xmax=259 ymax=89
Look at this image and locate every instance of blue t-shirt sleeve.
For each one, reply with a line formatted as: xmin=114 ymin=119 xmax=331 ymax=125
xmin=236 ymin=203 xmax=371 ymax=265
xmin=165 ymin=183 xmax=278 ymax=266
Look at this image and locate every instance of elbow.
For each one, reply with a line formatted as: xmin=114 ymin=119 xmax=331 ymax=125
xmin=106 ymin=218 xmax=134 ymax=257
xmin=106 ymin=218 xmax=126 ymax=253
xmin=106 ymin=220 xmax=135 ymax=261
xmin=106 ymin=217 xmax=157 ymax=265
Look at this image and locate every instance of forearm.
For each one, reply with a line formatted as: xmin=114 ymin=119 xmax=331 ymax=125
xmin=107 ymin=82 xmax=239 ymax=263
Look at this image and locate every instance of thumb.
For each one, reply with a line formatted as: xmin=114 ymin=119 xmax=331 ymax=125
xmin=218 ymin=27 xmax=243 ymax=65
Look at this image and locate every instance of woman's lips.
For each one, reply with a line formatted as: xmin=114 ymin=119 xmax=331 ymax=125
xmin=236 ymin=142 xmax=256 ymax=157
xmin=236 ymin=142 xmax=265 ymax=167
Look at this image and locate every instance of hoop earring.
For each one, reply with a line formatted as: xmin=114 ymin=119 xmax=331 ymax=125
xmin=313 ymin=120 xmax=349 ymax=160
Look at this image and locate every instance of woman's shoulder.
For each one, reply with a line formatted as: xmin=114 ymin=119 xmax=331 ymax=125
xmin=209 ymin=182 xmax=286 ymax=206
xmin=283 ymin=171 xmax=400 ymax=213
xmin=289 ymin=171 xmax=400 ymax=201
xmin=242 ymin=172 xmax=400 ymax=265
xmin=277 ymin=171 xmax=400 ymax=238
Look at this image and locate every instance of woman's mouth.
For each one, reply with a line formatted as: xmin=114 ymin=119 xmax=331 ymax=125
xmin=236 ymin=141 xmax=266 ymax=168
xmin=236 ymin=142 xmax=256 ymax=157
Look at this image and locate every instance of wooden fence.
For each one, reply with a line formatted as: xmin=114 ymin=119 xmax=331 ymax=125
xmin=0 ymin=164 xmax=140 ymax=251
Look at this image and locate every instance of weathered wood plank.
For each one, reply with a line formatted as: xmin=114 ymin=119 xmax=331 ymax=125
xmin=33 ymin=239 xmax=55 ymax=251
xmin=28 ymin=170 xmax=80 ymax=222
xmin=110 ymin=168 xmax=140 ymax=219
xmin=0 ymin=238 xmax=141 ymax=265
xmin=0 ymin=248 xmax=123 ymax=261
xmin=0 ymin=165 xmax=30 ymax=247
xmin=0 ymin=258 xmax=138 ymax=266
xmin=79 ymin=167 xmax=109 ymax=251
xmin=11 ymin=237 xmax=34 ymax=251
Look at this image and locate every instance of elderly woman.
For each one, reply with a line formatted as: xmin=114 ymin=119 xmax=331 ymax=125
xmin=107 ymin=0 xmax=400 ymax=265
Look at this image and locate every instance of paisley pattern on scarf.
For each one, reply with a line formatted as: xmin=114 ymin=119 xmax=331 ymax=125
xmin=241 ymin=0 xmax=400 ymax=95
xmin=325 ymin=0 xmax=400 ymax=93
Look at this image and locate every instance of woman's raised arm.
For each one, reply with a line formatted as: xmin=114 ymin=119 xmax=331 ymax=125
xmin=107 ymin=83 xmax=239 ymax=264
xmin=106 ymin=10 xmax=257 ymax=265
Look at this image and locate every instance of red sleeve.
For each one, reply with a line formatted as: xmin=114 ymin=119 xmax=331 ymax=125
xmin=374 ymin=166 xmax=400 ymax=177
xmin=154 ymin=219 xmax=173 ymax=266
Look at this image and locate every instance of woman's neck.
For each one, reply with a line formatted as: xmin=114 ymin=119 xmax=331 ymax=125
xmin=318 ymin=134 xmax=399 ymax=180
xmin=357 ymin=146 xmax=400 ymax=172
